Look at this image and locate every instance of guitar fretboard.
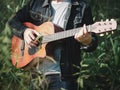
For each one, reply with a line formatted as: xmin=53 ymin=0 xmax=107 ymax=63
xmin=42 ymin=25 xmax=94 ymax=43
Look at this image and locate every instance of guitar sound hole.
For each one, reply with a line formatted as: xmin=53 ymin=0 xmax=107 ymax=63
xmin=28 ymin=46 xmax=38 ymax=55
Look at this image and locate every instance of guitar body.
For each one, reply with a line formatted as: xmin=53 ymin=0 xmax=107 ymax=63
xmin=11 ymin=22 xmax=62 ymax=68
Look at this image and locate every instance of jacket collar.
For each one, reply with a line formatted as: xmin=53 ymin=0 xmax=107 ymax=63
xmin=42 ymin=0 xmax=50 ymax=7
xmin=42 ymin=0 xmax=80 ymax=7
xmin=71 ymin=0 xmax=80 ymax=5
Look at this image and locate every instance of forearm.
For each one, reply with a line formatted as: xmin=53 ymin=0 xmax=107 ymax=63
xmin=8 ymin=1 xmax=31 ymax=39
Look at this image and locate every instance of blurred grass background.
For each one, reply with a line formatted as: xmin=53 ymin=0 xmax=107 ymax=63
xmin=0 ymin=0 xmax=120 ymax=90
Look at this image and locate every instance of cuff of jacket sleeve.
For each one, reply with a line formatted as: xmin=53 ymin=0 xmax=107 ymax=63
xmin=12 ymin=25 xmax=27 ymax=39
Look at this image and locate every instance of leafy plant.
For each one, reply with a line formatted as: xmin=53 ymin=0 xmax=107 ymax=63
xmin=0 ymin=0 xmax=120 ymax=90
xmin=77 ymin=0 xmax=120 ymax=89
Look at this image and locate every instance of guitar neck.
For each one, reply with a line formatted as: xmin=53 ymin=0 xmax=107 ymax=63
xmin=41 ymin=19 xmax=117 ymax=43
xmin=42 ymin=25 xmax=94 ymax=43
xmin=42 ymin=28 xmax=79 ymax=43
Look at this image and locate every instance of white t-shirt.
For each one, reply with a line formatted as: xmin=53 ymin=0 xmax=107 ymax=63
xmin=51 ymin=0 xmax=71 ymax=29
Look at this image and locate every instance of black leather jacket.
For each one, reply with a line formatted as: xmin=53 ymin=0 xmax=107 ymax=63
xmin=9 ymin=0 xmax=98 ymax=80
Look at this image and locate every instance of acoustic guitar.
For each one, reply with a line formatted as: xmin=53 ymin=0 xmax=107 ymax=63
xmin=11 ymin=19 xmax=117 ymax=68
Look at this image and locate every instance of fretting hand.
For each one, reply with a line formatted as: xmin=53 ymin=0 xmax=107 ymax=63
xmin=23 ymin=28 xmax=40 ymax=48
xmin=74 ymin=24 xmax=92 ymax=45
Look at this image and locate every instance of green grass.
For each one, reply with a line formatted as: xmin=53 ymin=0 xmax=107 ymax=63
xmin=0 ymin=0 xmax=120 ymax=90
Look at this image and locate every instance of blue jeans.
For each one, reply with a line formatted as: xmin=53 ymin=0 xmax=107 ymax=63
xmin=30 ymin=74 xmax=78 ymax=90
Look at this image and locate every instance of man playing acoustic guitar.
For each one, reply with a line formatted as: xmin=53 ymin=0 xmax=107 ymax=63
xmin=9 ymin=0 xmax=98 ymax=90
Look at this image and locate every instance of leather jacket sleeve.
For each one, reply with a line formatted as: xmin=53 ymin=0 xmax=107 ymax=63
xmin=8 ymin=0 xmax=34 ymax=39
